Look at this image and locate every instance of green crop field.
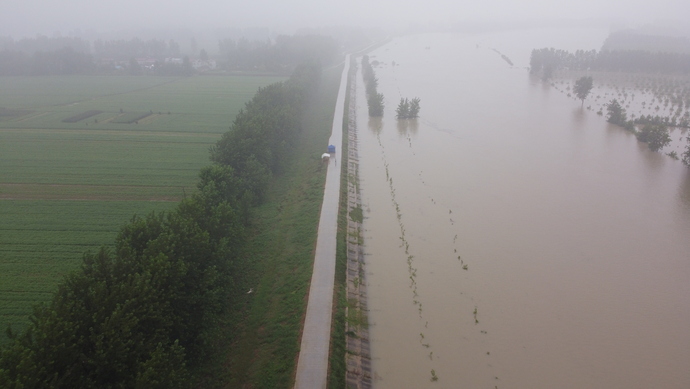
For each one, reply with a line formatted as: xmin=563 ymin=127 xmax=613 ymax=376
xmin=0 ymin=75 xmax=285 ymax=336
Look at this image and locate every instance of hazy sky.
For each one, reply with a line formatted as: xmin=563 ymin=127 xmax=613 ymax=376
xmin=1 ymin=0 xmax=689 ymax=37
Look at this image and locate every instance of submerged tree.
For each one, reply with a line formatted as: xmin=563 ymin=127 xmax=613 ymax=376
xmin=396 ymin=98 xmax=409 ymax=118
xmin=606 ymin=99 xmax=627 ymax=126
xmin=368 ymin=92 xmax=384 ymax=117
xmin=362 ymin=55 xmax=384 ymax=117
xmin=573 ymin=76 xmax=593 ymax=106
xmin=396 ymin=97 xmax=421 ymax=119
xmin=636 ymin=124 xmax=671 ymax=152
xmin=408 ymin=97 xmax=420 ymax=118
xmin=682 ymin=137 xmax=690 ymax=167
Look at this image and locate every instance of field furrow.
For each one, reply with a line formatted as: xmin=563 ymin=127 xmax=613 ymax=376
xmin=0 ymin=75 xmax=285 ymax=337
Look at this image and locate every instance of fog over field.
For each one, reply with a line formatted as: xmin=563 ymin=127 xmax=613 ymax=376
xmin=1 ymin=0 xmax=689 ymax=37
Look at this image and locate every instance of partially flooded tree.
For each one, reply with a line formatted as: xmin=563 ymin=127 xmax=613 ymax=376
xmin=636 ymin=124 xmax=671 ymax=152
xmin=409 ymin=97 xmax=420 ymax=118
xmin=573 ymin=76 xmax=593 ymax=106
xmin=396 ymin=97 xmax=420 ymax=119
xmin=606 ymin=99 xmax=627 ymax=126
xmin=368 ymin=92 xmax=384 ymax=117
xmin=396 ymin=98 xmax=409 ymax=118
xmin=682 ymin=137 xmax=690 ymax=167
xmin=362 ymin=55 xmax=384 ymax=117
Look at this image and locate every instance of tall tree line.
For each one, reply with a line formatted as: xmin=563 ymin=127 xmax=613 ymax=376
xmin=0 ymin=35 xmax=90 ymax=54
xmin=0 ymin=36 xmax=182 ymax=76
xmin=0 ymin=62 xmax=322 ymax=388
xmin=0 ymin=35 xmax=337 ymax=76
xmin=530 ymin=47 xmax=690 ymax=77
xmin=217 ymin=34 xmax=337 ymax=73
xmin=93 ymin=38 xmax=181 ymax=60
xmin=0 ymin=47 xmax=94 ymax=75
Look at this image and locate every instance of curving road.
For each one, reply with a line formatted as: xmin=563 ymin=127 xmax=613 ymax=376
xmin=293 ymin=55 xmax=350 ymax=389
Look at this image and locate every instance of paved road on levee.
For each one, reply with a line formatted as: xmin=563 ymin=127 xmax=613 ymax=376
xmin=294 ymin=55 xmax=350 ymax=389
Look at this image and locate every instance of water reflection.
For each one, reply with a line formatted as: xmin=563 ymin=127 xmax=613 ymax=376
xmin=679 ymin=169 xmax=690 ymax=213
xmin=396 ymin=118 xmax=418 ymax=137
xmin=528 ymin=73 xmax=542 ymax=87
xmin=640 ymin=143 xmax=666 ymax=172
xmin=571 ymin=106 xmax=586 ymax=126
xmin=368 ymin=116 xmax=383 ymax=135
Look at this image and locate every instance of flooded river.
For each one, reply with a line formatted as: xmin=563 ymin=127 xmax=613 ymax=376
xmin=356 ymin=29 xmax=690 ymax=388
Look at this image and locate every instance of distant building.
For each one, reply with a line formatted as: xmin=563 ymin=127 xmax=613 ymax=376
xmin=192 ymin=59 xmax=217 ymax=72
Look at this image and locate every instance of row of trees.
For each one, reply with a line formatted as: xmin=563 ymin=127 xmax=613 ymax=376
xmin=0 ymin=49 xmax=195 ymax=76
xmin=361 ymin=55 xmax=384 ymax=116
xmin=0 ymin=63 xmax=322 ymax=387
xmin=634 ymin=113 xmax=690 ymax=129
xmin=530 ymin=47 xmax=690 ymax=78
xmin=0 ymin=36 xmax=186 ymax=76
xmin=217 ymin=35 xmax=337 ymax=73
xmin=1 ymin=36 xmax=182 ymax=60
xmin=93 ymin=38 xmax=181 ymax=60
xmin=0 ymin=35 xmax=90 ymax=54
xmin=0 ymin=34 xmax=337 ymax=76
xmin=0 ymin=47 xmax=94 ymax=75
xmin=601 ymin=32 xmax=690 ymax=54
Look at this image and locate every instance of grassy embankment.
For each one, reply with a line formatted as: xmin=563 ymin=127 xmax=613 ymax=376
xmin=195 ymin=62 xmax=344 ymax=388
xmin=327 ymin=58 xmax=355 ymax=389
xmin=0 ymin=75 xmax=284 ymax=337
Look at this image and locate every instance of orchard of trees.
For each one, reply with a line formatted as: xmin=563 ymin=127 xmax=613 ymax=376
xmin=0 ymin=63 xmax=322 ymax=388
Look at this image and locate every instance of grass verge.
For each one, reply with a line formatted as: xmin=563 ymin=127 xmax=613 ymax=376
xmin=327 ymin=57 xmax=356 ymax=389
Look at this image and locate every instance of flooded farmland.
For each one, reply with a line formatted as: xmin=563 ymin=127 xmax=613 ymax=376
xmin=356 ymin=29 xmax=690 ymax=388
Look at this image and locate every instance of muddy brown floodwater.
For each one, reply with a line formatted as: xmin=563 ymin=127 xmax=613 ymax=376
xmin=357 ymin=29 xmax=690 ymax=389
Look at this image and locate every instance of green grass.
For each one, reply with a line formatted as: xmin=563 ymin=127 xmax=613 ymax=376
xmin=0 ymin=200 xmax=174 ymax=334
xmin=0 ymin=74 xmax=285 ymax=338
xmin=193 ymin=63 xmax=343 ymax=388
xmin=0 ymin=76 xmax=283 ymax=133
